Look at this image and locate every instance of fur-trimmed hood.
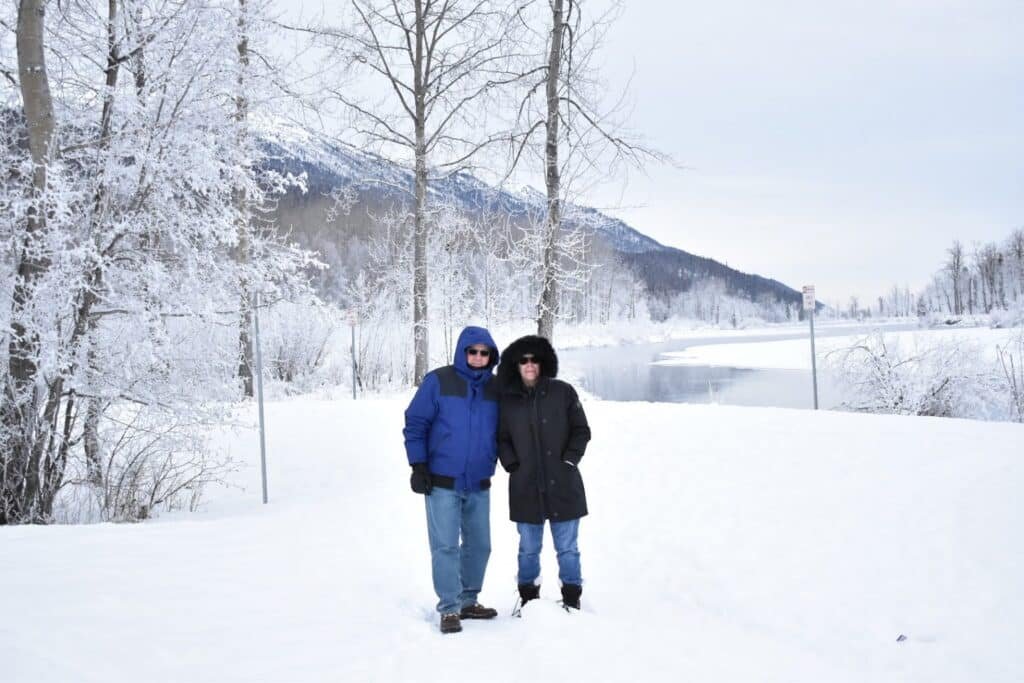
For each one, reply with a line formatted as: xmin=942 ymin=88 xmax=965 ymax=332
xmin=498 ymin=335 xmax=558 ymax=389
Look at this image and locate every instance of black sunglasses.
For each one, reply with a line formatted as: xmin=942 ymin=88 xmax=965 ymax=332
xmin=518 ymin=355 xmax=539 ymax=366
xmin=466 ymin=348 xmax=491 ymax=357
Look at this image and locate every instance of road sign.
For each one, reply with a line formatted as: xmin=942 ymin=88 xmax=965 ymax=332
xmin=252 ymin=291 xmax=269 ymax=503
xmin=350 ymin=315 xmax=358 ymax=400
xmin=802 ymin=285 xmax=816 ymax=312
xmin=802 ymin=285 xmax=819 ymax=409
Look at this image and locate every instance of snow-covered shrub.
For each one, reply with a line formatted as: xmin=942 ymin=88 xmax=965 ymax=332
xmin=995 ymin=329 xmax=1024 ymax=423
xmin=345 ymin=270 xmax=415 ymax=390
xmin=55 ymin=404 xmax=236 ymax=523
xmin=825 ymin=332 xmax=999 ymax=419
xmin=44 ymin=300 xmax=243 ymax=523
xmin=728 ymin=315 xmax=769 ymax=330
xmin=261 ymin=299 xmax=341 ymax=394
xmin=989 ymin=305 xmax=1024 ymax=330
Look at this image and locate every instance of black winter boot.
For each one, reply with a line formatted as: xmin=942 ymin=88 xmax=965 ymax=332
xmin=518 ymin=582 xmax=540 ymax=605
xmin=512 ymin=582 xmax=540 ymax=617
xmin=561 ymin=584 xmax=582 ymax=610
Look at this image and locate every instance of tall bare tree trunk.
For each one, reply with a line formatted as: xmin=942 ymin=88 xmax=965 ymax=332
xmin=947 ymin=241 xmax=964 ymax=315
xmin=82 ymin=0 xmax=121 ymax=489
xmin=235 ymin=0 xmax=254 ymax=396
xmin=537 ymin=0 xmax=564 ymax=342
xmin=1013 ymin=230 xmax=1024 ymax=300
xmin=2 ymin=0 xmax=55 ymax=524
xmin=332 ymin=1 xmax=513 ymax=383
xmin=128 ymin=3 xmax=147 ymax=94
xmin=412 ymin=0 xmax=429 ymax=384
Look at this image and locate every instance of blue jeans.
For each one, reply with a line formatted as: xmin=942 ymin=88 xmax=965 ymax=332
xmin=424 ymin=487 xmax=491 ymax=614
xmin=516 ymin=518 xmax=582 ymax=586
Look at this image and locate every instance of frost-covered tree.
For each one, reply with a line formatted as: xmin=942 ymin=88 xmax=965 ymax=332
xmin=506 ymin=0 xmax=662 ymax=341
xmin=306 ymin=0 xmax=522 ymax=383
xmin=1007 ymin=229 xmax=1024 ymax=302
xmin=0 ymin=0 xmax=317 ymax=524
xmin=913 ymin=231 xmax=1024 ymax=322
xmin=946 ymin=240 xmax=966 ymax=315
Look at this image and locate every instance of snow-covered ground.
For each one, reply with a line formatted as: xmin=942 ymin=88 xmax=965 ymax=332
xmin=654 ymin=326 xmax=1017 ymax=371
xmin=488 ymin=317 xmax=915 ymax=352
xmin=3 ymin=397 xmax=1022 ymax=682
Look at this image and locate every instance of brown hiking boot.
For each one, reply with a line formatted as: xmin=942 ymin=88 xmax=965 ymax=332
xmin=459 ymin=603 xmax=498 ymax=619
xmin=440 ymin=612 xmax=462 ymax=634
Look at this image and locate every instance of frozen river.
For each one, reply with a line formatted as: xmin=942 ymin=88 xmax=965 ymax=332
xmin=559 ymin=322 xmax=919 ymax=409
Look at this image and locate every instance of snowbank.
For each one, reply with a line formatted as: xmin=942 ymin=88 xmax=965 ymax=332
xmin=654 ymin=327 xmax=1015 ymax=371
xmin=2 ymin=397 xmax=1022 ymax=682
xmin=486 ymin=317 xmax=912 ymax=352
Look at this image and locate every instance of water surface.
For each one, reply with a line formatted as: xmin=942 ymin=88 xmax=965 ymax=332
xmin=559 ymin=323 xmax=918 ymax=409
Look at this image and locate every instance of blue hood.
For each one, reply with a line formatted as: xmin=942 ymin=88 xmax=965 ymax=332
xmin=453 ymin=326 xmax=499 ymax=380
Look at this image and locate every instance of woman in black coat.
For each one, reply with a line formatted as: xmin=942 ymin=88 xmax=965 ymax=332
xmin=497 ymin=335 xmax=591 ymax=611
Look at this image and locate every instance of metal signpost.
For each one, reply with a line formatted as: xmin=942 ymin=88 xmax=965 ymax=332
xmin=348 ymin=310 xmax=358 ymax=400
xmin=803 ymin=285 xmax=819 ymax=410
xmin=253 ymin=291 xmax=269 ymax=504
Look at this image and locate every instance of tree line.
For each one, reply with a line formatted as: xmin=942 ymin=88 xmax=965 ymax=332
xmin=823 ymin=230 xmax=1023 ymax=321
xmin=926 ymin=231 xmax=1024 ymax=318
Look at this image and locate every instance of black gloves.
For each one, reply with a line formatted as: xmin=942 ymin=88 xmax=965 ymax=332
xmin=504 ymin=461 xmax=520 ymax=474
xmin=410 ymin=462 xmax=432 ymax=495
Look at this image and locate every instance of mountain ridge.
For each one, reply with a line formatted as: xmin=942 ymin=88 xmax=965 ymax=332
xmin=258 ymin=124 xmax=803 ymax=309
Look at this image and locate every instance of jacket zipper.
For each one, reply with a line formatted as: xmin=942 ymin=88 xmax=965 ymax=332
xmin=528 ymin=387 xmax=549 ymax=517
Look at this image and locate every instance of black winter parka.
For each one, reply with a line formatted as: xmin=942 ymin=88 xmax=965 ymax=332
xmin=497 ymin=336 xmax=591 ymax=524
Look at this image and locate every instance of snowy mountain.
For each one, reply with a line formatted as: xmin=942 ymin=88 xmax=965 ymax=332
xmin=258 ymin=125 xmax=803 ymax=308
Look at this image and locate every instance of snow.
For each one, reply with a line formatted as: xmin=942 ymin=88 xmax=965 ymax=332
xmin=3 ymin=397 xmax=1023 ymax=682
xmin=654 ymin=326 xmax=1016 ymax=371
xmin=487 ymin=318 xmax=913 ymax=354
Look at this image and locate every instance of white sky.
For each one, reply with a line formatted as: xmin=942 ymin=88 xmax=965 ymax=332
xmin=275 ymin=0 xmax=1023 ymax=305
xmin=585 ymin=0 xmax=1023 ymax=304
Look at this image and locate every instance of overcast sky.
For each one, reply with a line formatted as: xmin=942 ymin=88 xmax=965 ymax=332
xmin=278 ymin=0 xmax=1023 ymax=305
xmin=583 ymin=0 xmax=1023 ymax=304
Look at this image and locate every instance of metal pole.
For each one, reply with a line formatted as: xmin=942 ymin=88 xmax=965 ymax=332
xmin=351 ymin=320 xmax=357 ymax=401
xmin=253 ymin=291 xmax=269 ymax=504
xmin=809 ymin=307 xmax=819 ymax=410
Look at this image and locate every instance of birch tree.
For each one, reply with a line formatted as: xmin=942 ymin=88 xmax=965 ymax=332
xmin=235 ymin=0 xmax=255 ymax=396
xmin=232 ymin=0 xmax=317 ymax=397
xmin=1008 ymin=229 xmax=1024 ymax=302
xmin=308 ymin=1 xmax=521 ymax=383
xmin=946 ymin=240 xmax=965 ymax=315
xmin=507 ymin=0 xmax=662 ymax=340
xmin=1 ymin=0 xmax=56 ymax=524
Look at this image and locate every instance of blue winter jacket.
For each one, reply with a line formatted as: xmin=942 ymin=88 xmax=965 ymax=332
xmin=403 ymin=326 xmax=501 ymax=492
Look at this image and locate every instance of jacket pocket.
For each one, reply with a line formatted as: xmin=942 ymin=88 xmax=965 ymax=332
xmin=563 ymin=464 xmax=585 ymax=498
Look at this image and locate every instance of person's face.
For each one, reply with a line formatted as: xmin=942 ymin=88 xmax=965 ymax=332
xmin=465 ymin=344 xmax=491 ymax=369
xmin=518 ymin=354 xmax=540 ymax=385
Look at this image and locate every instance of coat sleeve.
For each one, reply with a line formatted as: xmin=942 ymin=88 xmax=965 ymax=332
xmin=561 ymin=385 xmax=591 ymax=466
xmin=497 ymin=403 xmax=519 ymax=471
xmin=403 ymin=373 xmax=439 ymax=465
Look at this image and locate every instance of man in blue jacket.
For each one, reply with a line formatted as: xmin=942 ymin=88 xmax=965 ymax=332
xmin=403 ymin=326 xmax=501 ymax=634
